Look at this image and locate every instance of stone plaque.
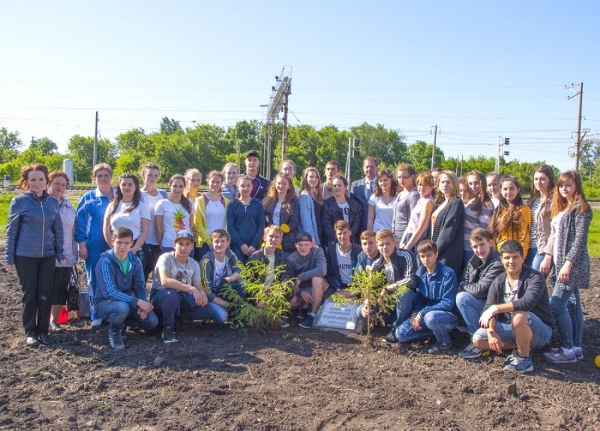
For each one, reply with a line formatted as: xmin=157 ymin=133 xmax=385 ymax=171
xmin=315 ymin=298 xmax=361 ymax=332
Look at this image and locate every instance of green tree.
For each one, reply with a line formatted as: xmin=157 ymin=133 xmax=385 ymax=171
xmin=32 ymin=137 xmax=58 ymax=156
xmin=160 ymin=117 xmax=181 ymax=135
xmin=406 ymin=140 xmax=444 ymax=171
xmin=67 ymin=135 xmax=117 ymax=182
xmin=351 ymin=123 xmax=407 ymax=176
xmin=0 ymin=127 xmax=23 ymax=164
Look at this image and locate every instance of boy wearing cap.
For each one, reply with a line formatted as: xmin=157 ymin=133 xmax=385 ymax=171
xmin=94 ymin=227 xmax=158 ymax=351
xmin=150 ymin=230 xmax=215 ymax=343
xmin=244 ymin=150 xmax=270 ymax=201
xmin=285 ymin=232 xmax=327 ymax=328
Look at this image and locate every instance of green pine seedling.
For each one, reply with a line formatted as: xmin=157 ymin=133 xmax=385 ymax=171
xmin=221 ymin=260 xmax=294 ymax=329
xmin=333 ymin=269 xmax=407 ymax=338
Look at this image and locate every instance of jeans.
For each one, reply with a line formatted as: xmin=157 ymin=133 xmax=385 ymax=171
xmin=152 ymin=288 xmax=213 ymax=327
xmin=473 ymin=311 xmax=552 ymax=349
xmin=392 ymin=289 xmax=418 ymax=328
xmin=95 ymin=300 xmax=159 ymax=333
xmin=551 ymin=284 xmax=584 ymax=349
xmin=525 ymin=248 xmax=546 ymax=272
xmin=396 ymin=310 xmax=457 ymax=343
xmin=455 ymin=291 xmax=485 ymax=336
xmin=84 ymin=251 xmax=104 ymax=321
xmin=207 ymin=302 xmax=228 ymax=323
xmin=15 ymin=255 xmax=56 ymax=336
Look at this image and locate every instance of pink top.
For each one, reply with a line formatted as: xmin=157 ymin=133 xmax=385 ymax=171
xmin=407 ymin=194 xmax=434 ymax=234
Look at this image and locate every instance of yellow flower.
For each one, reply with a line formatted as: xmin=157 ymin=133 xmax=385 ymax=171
xmin=280 ymin=223 xmax=290 ymax=234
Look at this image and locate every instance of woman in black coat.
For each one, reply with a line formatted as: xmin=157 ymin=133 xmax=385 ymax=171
xmin=431 ymin=171 xmax=465 ymax=277
xmin=321 ymin=174 xmax=362 ymax=245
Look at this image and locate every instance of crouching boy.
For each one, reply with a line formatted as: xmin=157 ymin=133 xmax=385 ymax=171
xmin=394 ymin=240 xmax=458 ymax=354
xmin=285 ymin=232 xmax=327 ymax=329
xmin=150 ymin=230 xmax=214 ymax=343
xmin=94 ymin=227 xmax=158 ymax=351
xmin=473 ymin=240 xmax=554 ymax=373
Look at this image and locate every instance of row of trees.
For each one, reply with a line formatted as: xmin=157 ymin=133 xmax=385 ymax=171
xmin=0 ymin=119 xmax=587 ymax=196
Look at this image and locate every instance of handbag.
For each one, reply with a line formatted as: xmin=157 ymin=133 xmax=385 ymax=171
xmin=66 ymin=267 xmax=80 ymax=311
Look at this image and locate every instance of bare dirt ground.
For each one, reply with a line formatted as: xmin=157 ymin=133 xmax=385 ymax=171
xmin=0 ymin=250 xmax=599 ymax=431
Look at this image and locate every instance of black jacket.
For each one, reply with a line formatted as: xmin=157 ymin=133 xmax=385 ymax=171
xmin=459 ymin=249 xmax=504 ymax=299
xmin=325 ymin=242 xmax=362 ymax=289
xmin=321 ymin=196 xmax=363 ymax=245
xmin=484 ymin=265 xmax=555 ymax=327
xmin=370 ymin=248 xmax=419 ymax=291
xmin=431 ymin=197 xmax=464 ymax=278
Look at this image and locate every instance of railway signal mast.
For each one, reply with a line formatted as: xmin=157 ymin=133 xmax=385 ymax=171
xmin=265 ymin=66 xmax=292 ymax=176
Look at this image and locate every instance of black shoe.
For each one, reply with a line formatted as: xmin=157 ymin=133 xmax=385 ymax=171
xmin=297 ymin=306 xmax=309 ymax=320
xmin=428 ymin=341 xmax=452 ymax=355
xmin=383 ymin=330 xmax=398 ymax=344
xmin=162 ymin=326 xmax=178 ymax=343
xmin=108 ymin=330 xmax=126 ymax=351
xmin=26 ymin=336 xmax=39 ymax=347
xmin=38 ymin=332 xmax=51 ymax=346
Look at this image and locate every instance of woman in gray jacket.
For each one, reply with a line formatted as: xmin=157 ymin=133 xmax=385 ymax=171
xmin=6 ymin=164 xmax=65 ymax=347
xmin=542 ymin=171 xmax=591 ymax=364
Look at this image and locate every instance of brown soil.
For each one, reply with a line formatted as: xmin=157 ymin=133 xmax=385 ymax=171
xmin=0 ymin=251 xmax=599 ymax=431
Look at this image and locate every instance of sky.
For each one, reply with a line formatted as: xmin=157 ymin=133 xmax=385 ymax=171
xmin=1 ymin=0 xmax=600 ymax=171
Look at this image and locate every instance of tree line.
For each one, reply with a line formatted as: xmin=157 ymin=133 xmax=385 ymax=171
xmin=0 ymin=118 xmax=576 ymax=196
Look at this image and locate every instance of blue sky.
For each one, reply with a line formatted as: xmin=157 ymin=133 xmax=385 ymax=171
xmin=1 ymin=1 xmax=599 ymax=171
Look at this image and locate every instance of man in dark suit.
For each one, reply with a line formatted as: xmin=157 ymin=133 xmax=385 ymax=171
xmin=244 ymin=150 xmax=270 ymax=201
xmin=350 ymin=156 xmax=378 ymax=232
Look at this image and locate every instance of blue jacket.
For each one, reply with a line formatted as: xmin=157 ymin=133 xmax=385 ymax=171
xmin=413 ymin=262 xmax=457 ymax=317
xmin=6 ymin=190 xmax=65 ymax=265
xmin=227 ymin=198 xmax=266 ymax=250
xmin=298 ymin=193 xmax=322 ymax=246
xmin=94 ymin=250 xmax=147 ymax=307
xmin=355 ymin=251 xmax=381 ymax=273
xmin=75 ymin=187 xmax=115 ymax=253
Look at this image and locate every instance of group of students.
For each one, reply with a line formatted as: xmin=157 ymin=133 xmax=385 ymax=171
xmin=5 ymin=151 xmax=591 ymax=374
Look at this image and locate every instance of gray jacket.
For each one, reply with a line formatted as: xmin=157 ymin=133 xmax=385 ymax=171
xmin=285 ymin=246 xmax=327 ymax=283
xmin=6 ymin=190 xmax=65 ymax=265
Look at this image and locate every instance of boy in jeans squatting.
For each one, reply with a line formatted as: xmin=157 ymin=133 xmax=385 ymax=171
xmin=199 ymin=229 xmax=241 ymax=326
xmin=456 ymin=228 xmax=504 ymax=359
xmin=150 ymin=230 xmax=215 ymax=344
xmin=285 ymin=232 xmax=327 ymax=329
xmin=357 ymin=229 xmax=418 ymax=330
xmin=394 ymin=239 xmax=458 ymax=354
xmin=473 ymin=240 xmax=554 ymax=373
xmin=94 ymin=227 xmax=158 ymax=351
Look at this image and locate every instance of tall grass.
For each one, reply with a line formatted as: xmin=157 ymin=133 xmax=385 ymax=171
xmin=586 ymin=208 xmax=600 ymax=258
xmin=0 ymin=193 xmax=14 ymax=236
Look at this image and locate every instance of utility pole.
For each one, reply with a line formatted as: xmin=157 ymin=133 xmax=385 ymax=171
xmin=496 ymin=136 xmax=510 ymax=174
xmin=93 ymin=111 xmax=99 ymax=169
xmin=281 ymin=90 xmax=289 ymax=161
xmin=30 ymin=136 xmax=35 ymax=163
xmin=566 ymin=82 xmax=584 ymax=171
xmin=430 ymin=125 xmax=438 ymax=171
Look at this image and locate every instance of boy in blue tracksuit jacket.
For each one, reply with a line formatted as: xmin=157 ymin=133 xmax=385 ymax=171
xmin=395 ymin=239 xmax=458 ymax=354
xmin=94 ymin=227 xmax=158 ymax=351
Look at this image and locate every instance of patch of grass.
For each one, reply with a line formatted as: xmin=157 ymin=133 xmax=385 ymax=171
xmin=0 ymin=192 xmax=14 ymax=236
xmin=587 ymin=208 xmax=600 ymax=258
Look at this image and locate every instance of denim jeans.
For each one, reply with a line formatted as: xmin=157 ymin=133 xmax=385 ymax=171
xmin=96 ymin=300 xmax=159 ymax=333
xmin=396 ymin=310 xmax=457 ymax=343
xmin=525 ymin=248 xmax=546 ymax=272
xmin=84 ymin=251 xmax=104 ymax=321
xmin=151 ymin=288 xmax=214 ymax=327
xmin=207 ymin=302 xmax=228 ymax=323
xmin=455 ymin=291 xmax=485 ymax=336
xmin=15 ymin=255 xmax=56 ymax=336
xmin=392 ymin=289 xmax=418 ymax=328
xmin=473 ymin=311 xmax=552 ymax=349
xmin=551 ymin=284 xmax=583 ymax=349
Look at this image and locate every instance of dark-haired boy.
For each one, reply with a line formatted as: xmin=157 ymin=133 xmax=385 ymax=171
xmin=394 ymin=240 xmax=458 ymax=354
xmin=325 ymin=221 xmax=362 ymax=296
xmin=150 ymin=230 xmax=213 ymax=343
xmin=456 ymin=228 xmax=504 ymax=359
xmin=285 ymin=232 xmax=327 ymax=329
xmin=473 ymin=240 xmax=553 ymax=373
xmin=94 ymin=227 xmax=158 ymax=351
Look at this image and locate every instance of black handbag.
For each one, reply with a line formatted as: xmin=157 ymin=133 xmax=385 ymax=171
xmin=66 ymin=267 xmax=80 ymax=311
